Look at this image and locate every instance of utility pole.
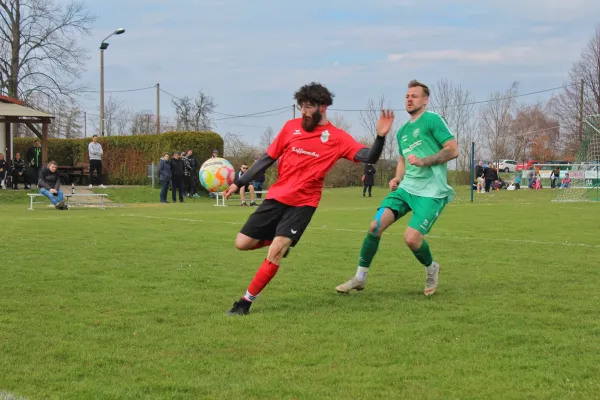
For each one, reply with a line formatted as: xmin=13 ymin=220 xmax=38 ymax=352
xmin=579 ymin=79 xmax=585 ymax=140
xmin=156 ymin=83 xmax=160 ymax=134
xmin=84 ymin=111 xmax=87 ymax=137
xmin=293 ymin=104 xmax=296 ymax=119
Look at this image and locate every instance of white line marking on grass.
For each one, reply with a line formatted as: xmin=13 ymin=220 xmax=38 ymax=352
xmin=121 ymin=214 xmax=600 ymax=249
xmin=0 ymin=391 xmax=28 ymax=400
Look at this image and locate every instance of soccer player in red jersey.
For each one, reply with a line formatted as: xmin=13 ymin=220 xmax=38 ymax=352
xmin=223 ymin=82 xmax=395 ymax=315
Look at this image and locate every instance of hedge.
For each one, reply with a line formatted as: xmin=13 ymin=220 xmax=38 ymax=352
xmin=13 ymin=131 xmax=223 ymax=185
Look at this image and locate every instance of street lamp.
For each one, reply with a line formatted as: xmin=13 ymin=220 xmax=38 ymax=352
xmin=99 ymin=28 xmax=126 ymax=136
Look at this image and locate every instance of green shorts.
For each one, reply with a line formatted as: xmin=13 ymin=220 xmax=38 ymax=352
xmin=378 ymin=188 xmax=448 ymax=235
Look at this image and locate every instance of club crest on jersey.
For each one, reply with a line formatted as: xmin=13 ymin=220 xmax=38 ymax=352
xmin=321 ymin=130 xmax=330 ymax=143
xmin=413 ymin=128 xmax=420 ymax=138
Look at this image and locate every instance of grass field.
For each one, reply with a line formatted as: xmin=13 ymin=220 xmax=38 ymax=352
xmin=1 ymin=186 xmax=600 ymax=399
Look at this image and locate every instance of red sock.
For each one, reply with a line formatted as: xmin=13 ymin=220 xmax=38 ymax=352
xmin=249 ymin=240 xmax=272 ymax=250
xmin=243 ymin=259 xmax=280 ymax=301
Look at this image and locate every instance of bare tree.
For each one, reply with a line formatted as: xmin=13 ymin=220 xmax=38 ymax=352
xmin=259 ymin=126 xmax=275 ymax=150
xmin=89 ymin=95 xmax=129 ymax=136
xmin=549 ymin=24 xmax=600 ymax=156
xmin=509 ymin=104 xmax=560 ymax=163
xmin=130 ymin=110 xmax=155 ymax=135
xmin=479 ymin=82 xmax=519 ymax=164
xmin=430 ymin=78 xmax=476 ymax=171
xmin=172 ymin=90 xmax=216 ymax=132
xmin=0 ymin=0 xmax=96 ymax=102
xmin=358 ymin=95 xmax=398 ymax=161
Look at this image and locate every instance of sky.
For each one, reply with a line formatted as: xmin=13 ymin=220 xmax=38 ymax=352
xmin=75 ymin=0 xmax=600 ymax=144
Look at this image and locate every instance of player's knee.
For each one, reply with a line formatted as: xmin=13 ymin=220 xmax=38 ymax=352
xmin=403 ymin=229 xmax=422 ymax=250
xmin=368 ymin=220 xmax=383 ymax=236
xmin=234 ymin=234 xmax=253 ymax=250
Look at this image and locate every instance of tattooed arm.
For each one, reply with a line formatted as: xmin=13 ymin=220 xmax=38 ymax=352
xmin=407 ymin=139 xmax=458 ymax=167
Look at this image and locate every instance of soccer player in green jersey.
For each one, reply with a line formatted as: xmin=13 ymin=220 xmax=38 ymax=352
xmin=336 ymin=80 xmax=458 ymax=296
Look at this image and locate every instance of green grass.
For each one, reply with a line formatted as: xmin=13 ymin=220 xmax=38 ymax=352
xmin=1 ymin=187 xmax=600 ymax=399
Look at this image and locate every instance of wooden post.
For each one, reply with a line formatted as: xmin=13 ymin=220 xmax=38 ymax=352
xmin=42 ymin=119 xmax=49 ymax=166
xmin=5 ymin=121 xmax=12 ymax=162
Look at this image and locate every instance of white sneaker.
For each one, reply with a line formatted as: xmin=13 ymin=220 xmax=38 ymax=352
xmin=335 ymin=277 xmax=366 ymax=293
xmin=99 ymin=184 xmax=106 ymax=189
xmin=89 ymin=184 xmax=93 ymax=189
xmin=424 ymin=262 xmax=440 ymax=296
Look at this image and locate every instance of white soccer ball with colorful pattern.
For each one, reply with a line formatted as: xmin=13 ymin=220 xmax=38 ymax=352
xmin=199 ymin=157 xmax=235 ymax=193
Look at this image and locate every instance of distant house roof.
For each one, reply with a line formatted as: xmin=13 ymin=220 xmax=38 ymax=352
xmin=0 ymin=94 xmax=25 ymax=106
xmin=0 ymin=102 xmax=52 ymax=118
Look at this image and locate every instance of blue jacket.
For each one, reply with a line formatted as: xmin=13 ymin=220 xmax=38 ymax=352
xmin=159 ymin=159 xmax=171 ymax=182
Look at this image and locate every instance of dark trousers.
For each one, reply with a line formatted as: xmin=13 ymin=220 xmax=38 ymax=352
xmin=171 ymin=177 xmax=184 ymax=202
xmin=11 ymin=171 xmax=26 ymax=188
xmin=160 ymin=180 xmax=170 ymax=202
xmin=363 ymin=184 xmax=373 ymax=197
xmin=485 ymin=179 xmax=493 ymax=192
xmin=89 ymin=160 xmax=103 ymax=185
xmin=29 ymin=166 xmax=41 ymax=186
xmin=183 ymin=175 xmax=190 ymax=195
xmin=253 ymin=181 xmax=264 ymax=198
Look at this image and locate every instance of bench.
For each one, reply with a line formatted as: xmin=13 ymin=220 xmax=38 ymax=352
xmin=27 ymin=193 xmax=108 ymax=210
xmin=215 ymin=191 xmax=268 ymax=206
xmin=68 ymin=163 xmax=90 ymax=185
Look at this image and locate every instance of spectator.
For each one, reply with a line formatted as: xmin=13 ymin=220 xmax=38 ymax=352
xmin=560 ymin=173 xmax=571 ymax=189
xmin=0 ymin=153 xmax=8 ymax=189
xmin=362 ymin=163 xmax=376 ymax=197
xmin=169 ymin=151 xmax=185 ymax=203
xmin=236 ymin=163 xmax=257 ymax=206
xmin=527 ymin=170 xmax=535 ymax=189
xmin=159 ymin=152 xmax=171 ymax=203
xmin=88 ymin=134 xmax=106 ymax=189
xmin=484 ymin=163 xmax=496 ymax=192
xmin=550 ymin=167 xmax=560 ymax=189
xmin=11 ymin=153 xmax=26 ymax=190
xmin=181 ymin=150 xmax=193 ymax=197
xmin=211 ymin=149 xmax=219 ymax=158
xmin=514 ymin=170 xmax=522 ymax=190
xmin=475 ymin=161 xmax=485 ymax=193
xmin=26 ymin=139 xmax=43 ymax=184
xmin=38 ymin=161 xmax=66 ymax=210
xmin=187 ymin=149 xmax=200 ymax=198
xmin=251 ymin=155 xmax=266 ymax=199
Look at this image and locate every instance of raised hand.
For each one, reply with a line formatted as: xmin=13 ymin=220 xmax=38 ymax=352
xmin=376 ymin=109 xmax=395 ymax=137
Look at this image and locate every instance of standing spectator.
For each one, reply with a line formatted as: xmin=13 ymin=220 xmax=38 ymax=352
xmin=38 ymin=161 xmax=66 ymax=209
xmin=169 ymin=151 xmax=185 ymax=203
xmin=475 ymin=161 xmax=485 ymax=193
xmin=484 ymin=163 xmax=495 ymax=192
xmin=0 ymin=153 xmax=8 ymax=189
xmin=11 ymin=153 xmax=26 ymax=190
xmin=159 ymin=152 xmax=171 ymax=203
xmin=550 ymin=167 xmax=560 ymax=189
xmin=527 ymin=170 xmax=535 ymax=189
xmin=187 ymin=149 xmax=200 ymax=198
xmin=251 ymin=155 xmax=266 ymax=199
xmin=26 ymin=139 xmax=43 ymax=185
xmin=88 ymin=134 xmax=106 ymax=188
xmin=514 ymin=170 xmax=522 ymax=190
xmin=362 ymin=163 xmax=376 ymax=197
xmin=181 ymin=150 xmax=192 ymax=197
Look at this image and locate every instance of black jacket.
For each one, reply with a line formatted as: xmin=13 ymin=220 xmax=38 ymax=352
xmin=187 ymin=155 xmax=199 ymax=172
xmin=475 ymin=165 xmax=485 ymax=178
xmin=38 ymin=167 xmax=61 ymax=190
xmin=12 ymin=158 xmax=25 ymax=173
xmin=363 ymin=163 xmax=376 ymax=186
xmin=169 ymin=158 xmax=184 ymax=178
xmin=26 ymin=146 xmax=43 ymax=168
xmin=484 ymin=167 xmax=497 ymax=180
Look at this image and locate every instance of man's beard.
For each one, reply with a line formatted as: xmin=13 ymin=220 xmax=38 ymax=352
xmin=407 ymin=104 xmax=423 ymax=115
xmin=302 ymin=109 xmax=322 ymax=132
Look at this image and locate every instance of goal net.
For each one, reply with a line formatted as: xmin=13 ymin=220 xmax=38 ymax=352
xmin=552 ymin=116 xmax=600 ymax=202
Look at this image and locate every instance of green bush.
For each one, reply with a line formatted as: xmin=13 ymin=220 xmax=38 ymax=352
xmin=14 ymin=132 xmax=223 ymax=185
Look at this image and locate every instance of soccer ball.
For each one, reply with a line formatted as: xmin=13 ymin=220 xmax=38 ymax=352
xmin=199 ymin=157 xmax=235 ymax=193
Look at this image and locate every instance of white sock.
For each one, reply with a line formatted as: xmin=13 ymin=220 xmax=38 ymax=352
xmin=243 ymin=290 xmax=258 ymax=302
xmin=355 ymin=266 xmax=369 ymax=281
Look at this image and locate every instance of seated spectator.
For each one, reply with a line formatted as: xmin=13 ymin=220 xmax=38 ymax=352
xmin=236 ymin=163 xmax=257 ymax=206
xmin=38 ymin=161 xmax=66 ymax=210
xmin=0 ymin=153 xmax=8 ymax=189
xmin=560 ymin=173 xmax=571 ymax=189
xmin=11 ymin=152 xmax=27 ymax=189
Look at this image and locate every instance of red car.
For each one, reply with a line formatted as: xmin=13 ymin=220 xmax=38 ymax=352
xmin=516 ymin=160 xmax=541 ymax=171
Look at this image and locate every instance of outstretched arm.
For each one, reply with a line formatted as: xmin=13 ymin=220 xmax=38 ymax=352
xmin=353 ymin=135 xmax=386 ymax=164
xmin=232 ymin=153 xmax=276 ymax=188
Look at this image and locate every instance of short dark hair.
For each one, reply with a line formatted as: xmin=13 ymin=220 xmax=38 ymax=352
xmin=294 ymin=82 xmax=334 ymax=106
xmin=408 ymin=80 xmax=430 ymax=97
xmin=34 ymin=139 xmax=40 ymax=143
xmin=92 ymin=134 xmax=98 ymax=138
xmin=48 ymin=160 xmax=57 ymax=166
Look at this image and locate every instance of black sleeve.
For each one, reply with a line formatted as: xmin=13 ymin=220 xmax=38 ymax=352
xmin=234 ymin=153 xmax=276 ymax=187
xmin=353 ymin=135 xmax=386 ymax=164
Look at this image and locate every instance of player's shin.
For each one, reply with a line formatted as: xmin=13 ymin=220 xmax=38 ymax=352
xmin=412 ymin=239 xmax=433 ymax=267
xmin=356 ymin=232 xmax=381 ymax=280
xmin=243 ymin=259 xmax=280 ymax=302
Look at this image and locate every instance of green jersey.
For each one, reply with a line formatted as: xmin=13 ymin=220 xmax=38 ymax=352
xmin=397 ymin=111 xmax=455 ymax=200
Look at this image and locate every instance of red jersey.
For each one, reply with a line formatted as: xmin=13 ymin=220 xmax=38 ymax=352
xmin=266 ymin=118 xmax=366 ymax=207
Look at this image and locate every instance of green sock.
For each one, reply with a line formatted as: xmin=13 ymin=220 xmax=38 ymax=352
xmin=358 ymin=233 xmax=380 ymax=268
xmin=412 ymin=240 xmax=433 ymax=267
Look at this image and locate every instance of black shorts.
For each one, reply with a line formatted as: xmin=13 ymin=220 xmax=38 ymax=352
xmin=240 ymin=199 xmax=316 ymax=246
xmin=234 ymin=183 xmax=251 ymax=193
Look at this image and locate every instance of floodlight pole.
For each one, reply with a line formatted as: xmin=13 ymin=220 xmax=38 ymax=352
xmin=99 ymin=28 xmax=126 ymax=137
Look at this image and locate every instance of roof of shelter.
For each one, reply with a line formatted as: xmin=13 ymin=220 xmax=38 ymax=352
xmin=0 ymin=102 xmax=53 ymax=118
